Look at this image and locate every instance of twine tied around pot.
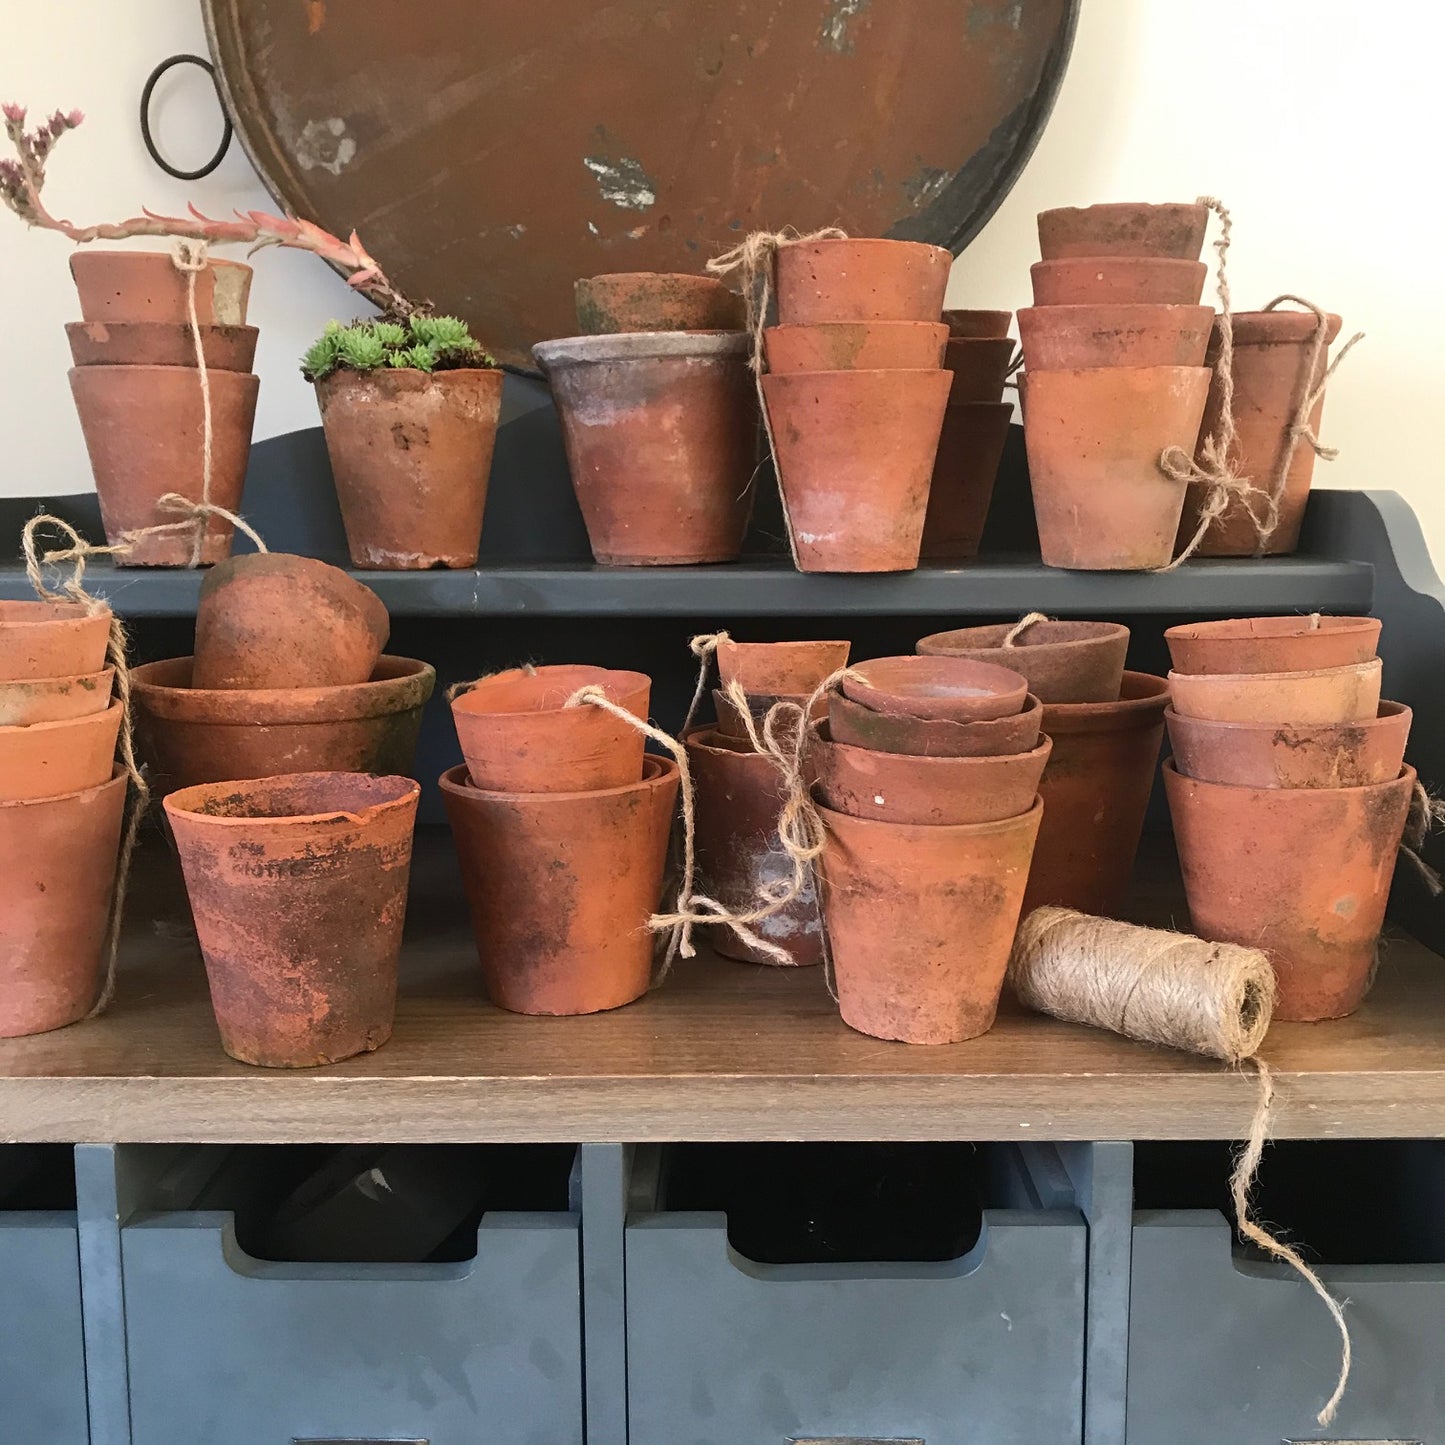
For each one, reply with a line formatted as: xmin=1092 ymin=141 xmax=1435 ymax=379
xmin=1398 ymin=780 xmax=1445 ymax=896
xmin=680 ymin=629 xmax=730 ymax=737
xmin=1002 ymin=611 xmax=1051 ymax=647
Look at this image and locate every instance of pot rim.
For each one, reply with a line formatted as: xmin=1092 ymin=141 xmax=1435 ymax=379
xmin=1168 ymin=658 xmax=1382 ymax=688
xmin=766 ymin=320 xmax=950 ymax=337
xmin=829 ymin=688 xmax=1044 ymax=735
xmin=438 ymin=753 xmax=678 ymax=804
xmin=812 ymin=721 xmax=1052 ymax=769
xmin=69 ymin=248 xmax=253 ymax=272
xmin=1030 ymin=257 xmax=1207 ymax=275
xmin=65 ymin=319 xmax=260 ymax=340
xmin=917 ymin=619 xmax=1129 ymax=654
xmin=0 ymin=697 xmax=121 ymax=738
xmin=1219 ymin=310 xmax=1344 ymax=346
xmin=0 ymin=666 xmax=114 ymax=691
xmin=817 ymin=793 xmax=1043 ymax=837
xmin=1020 ymin=363 xmax=1210 ymax=384
xmin=843 ymin=655 xmax=1029 ymax=718
xmin=0 ymin=599 xmax=110 ymax=627
xmin=1040 ymin=671 xmax=1170 ymax=731
xmin=315 ymin=365 xmax=503 ymax=394
xmin=533 ymin=331 xmax=750 ymax=367
xmin=783 ymin=236 xmax=952 ymax=261
xmin=163 ymin=770 xmax=420 ymax=829
xmin=1163 ymin=756 xmax=1416 ymax=800
xmin=577 ymin=270 xmax=732 ymax=287
xmin=1164 ymin=614 xmax=1378 ymax=646
xmin=67 ymin=363 xmax=260 ymax=383
xmin=452 ymin=664 xmax=652 ymax=718
xmin=0 ymin=761 xmax=126 ymax=810
xmin=761 ymin=366 xmax=952 ymax=386
xmin=1164 ymin=699 xmax=1409 ymax=733
xmin=1017 ymin=303 xmax=1213 ymax=325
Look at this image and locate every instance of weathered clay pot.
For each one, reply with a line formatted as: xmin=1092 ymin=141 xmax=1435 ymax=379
xmin=1178 ymin=309 xmax=1346 ymax=557
xmin=575 ymin=273 xmax=745 ymax=334
xmin=841 ymin=655 xmax=1028 ymax=722
xmin=165 ymin=772 xmax=420 ymax=1067
xmin=0 ymin=703 xmax=123 ymax=802
xmin=70 ymin=365 xmax=259 ymax=567
xmin=1164 ymin=615 xmax=1381 ymax=676
xmin=536 ymin=332 xmax=757 ymax=564
xmin=0 ymin=765 xmax=126 ymax=1039
xmin=1165 ymin=701 xmax=1411 ymax=790
xmin=686 ymin=726 xmax=821 ymax=966
xmin=762 ymin=367 xmax=951 ymax=572
xmin=829 ymin=689 xmax=1043 ymax=757
xmin=942 ymin=337 xmax=1014 ymax=403
xmin=0 ymin=669 xmax=113 ymax=726
xmin=716 ymin=639 xmax=850 ymax=695
xmin=819 ymin=797 xmax=1043 ymax=1044
xmin=918 ymin=401 xmax=1012 ymax=561
xmin=713 ymin=687 xmax=825 ymax=748
xmin=1164 ymin=761 xmax=1415 ymax=1021
xmin=776 ymin=238 xmax=953 ymax=324
xmin=1024 ymin=671 xmax=1169 ymax=916
xmin=317 ymin=367 xmax=502 ymax=569
xmin=1169 ymin=659 xmax=1382 ymax=725
xmin=451 ymin=664 xmax=651 ymax=793
xmin=1023 ymin=365 xmax=1211 ymax=570
xmin=70 ymin=250 xmax=253 ymax=326
xmin=1036 ymin=202 xmax=1209 ymax=261
xmin=1017 ymin=304 xmax=1212 ymax=371
xmin=916 ymin=620 xmax=1130 ymax=704
xmin=943 ymin=309 xmax=1012 ymax=339
xmin=440 ymin=756 xmax=679 ymax=1014
xmin=1030 ymin=259 xmax=1208 ymax=307
xmin=0 ymin=600 xmax=111 ymax=680
xmin=763 ymin=321 xmax=948 ymax=373
xmin=65 ymin=320 xmax=259 ymax=372
xmin=131 ymin=655 xmax=435 ymax=796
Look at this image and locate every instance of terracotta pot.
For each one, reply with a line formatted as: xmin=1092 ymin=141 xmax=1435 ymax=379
xmin=715 ymin=639 xmax=850 ymax=694
xmin=1017 ymin=304 xmax=1212 ymax=371
xmin=819 ymin=798 xmax=1043 ymax=1044
xmin=916 ymin=620 xmax=1129 ymax=704
xmin=575 ymin=273 xmax=745 ymax=334
xmin=918 ymin=401 xmax=1013 ymax=562
xmin=1024 ymin=671 xmax=1169 ymax=916
xmin=0 ymin=766 xmax=126 ymax=1039
xmin=1036 ymin=202 xmax=1209 ymax=261
xmin=1164 ymin=615 xmax=1381 ymax=676
xmin=829 ymin=689 xmax=1043 ymax=757
xmin=841 ymin=655 xmax=1028 ymax=722
xmin=165 ymin=772 xmax=419 ymax=1067
xmin=535 ymin=332 xmax=757 ymax=564
xmin=131 ymin=655 xmax=435 ymax=796
xmin=65 ymin=320 xmax=258 ymax=372
xmin=70 ymin=250 xmax=253 ymax=325
xmin=1023 ymin=365 xmax=1211 ymax=570
xmin=776 ymin=238 xmax=953 ymax=324
xmin=0 ymin=703 xmax=123 ymax=802
xmin=941 ymin=337 xmax=1014 ymax=404
xmin=686 ymin=727 xmax=821 ymax=966
xmin=1169 ymin=659 xmax=1382 ymax=725
xmin=1030 ymin=259 xmax=1208 ymax=307
xmin=763 ymin=321 xmax=947 ymax=373
xmin=451 ymin=664 xmax=651 ymax=792
xmin=762 ymin=368 xmax=951 ymax=572
xmin=70 ymin=365 xmax=258 ymax=567
xmin=0 ymin=600 xmax=111 ymax=680
xmin=943 ymin=309 xmax=1012 ymax=339
xmin=1165 ymin=761 xmax=1415 ymax=1021
xmin=714 ymin=687 xmax=825 ymax=747
xmin=1165 ymin=701 xmax=1411 ymax=790
xmin=1178 ymin=309 xmax=1346 ymax=557
xmin=440 ymin=756 xmax=679 ymax=1014
xmin=0 ymin=669 xmax=113 ymax=726
xmin=317 ymin=367 xmax=502 ymax=569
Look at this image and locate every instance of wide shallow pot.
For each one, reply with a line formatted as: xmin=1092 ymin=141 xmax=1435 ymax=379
xmin=1164 ymin=614 xmax=1381 ymax=675
xmin=1017 ymin=304 xmax=1212 ymax=370
xmin=70 ymin=250 xmax=253 ymax=326
xmin=1036 ymin=202 xmax=1209 ymax=261
xmin=0 ymin=600 xmax=111 ymax=680
xmin=440 ymin=756 xmax=679 ymax=1014
xmin=0 ymin=668 xmax=113 ymax=726
xmin=776 ymin=238 xmax=953 ymax=324
xmin=917 ymin=619 xmax=1130 ymax=704
xmin=66 ymin=320 xmax=259 ymax=372
xmin=942 ymin=337 xmax=1014 ymax=403
xmin=165 ymin=772 xmax=419 ymax=1067
xmin=131 ymin=655 xmax=435 ymax=795
xmin=763 ymin=321 xmax=947 ymax=373
xmin=943 ymin=309 xmax=1012 ymax=339
xmin=1023 ymin=365 xmax=1211 ymax=570
xmin=0 ymin=766 xmax=126 ymax=1039
xmin=829 ymin=689 xmax=1043 ymax=757
xmin=918 ymin=401 xmax=1012 ymax=561
xmin=70 ymin=364 xmax=259 ymax=566
xmin=0 ymin=703 xmax=122 ymax=802
xmin=1030 ymin=258 xmax=1208 ymax=307
xmin=1024 ymin=671 xmax=1169 ymax=915
xmin=536 ymin=332 xmax=756 ymax=564
xmin=193 ymin=553 xmax=390 ymax=690
xmin=716 ymin=638 xmax=850 ymax=694
xmin=762 ymin=367 xmax=951 ymax=572
xmin=1165 ymin=701 xmax=1411 ymax=790
xmin=451 ymin=664 xmax=651 ymax=792
xmin=1168 ymin=659 xmax=1383 ymax=725
xmin=819 ymin=797 xmax=1043 ymax=1044
xmin=841 ymin=655 xmax=1028 ymax=722
xmin=575 ymin=272 xmax=744 ymax=334
xmin=1165 ymin=761 xmax=1415 ymax=1020
xmin=317 ymin=366 xmax=502 ymax=569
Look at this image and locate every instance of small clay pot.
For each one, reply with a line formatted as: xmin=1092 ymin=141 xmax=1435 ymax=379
xmin=1036 ymin=202 xmax=1209 ymax=261
xmin=0 ymin=669 xmax=113 ymax=726
xmin=1022 ymin=365 xmax=1211 ymax=570
xmin=763 ymin=321 xmax=948 ymax=373
xmin=165 ymin=772 xmax=420 ymax=1067
xmin=1164 ymin=615 xmax=1381 ymax=676
xmin=1030 ymin=259 xmax=1208 ymax=307
xmin=841 ymin=655 xmax=1028 ymax=722
xmin=713 ymin=687 xmax=824 ymax=748
xmin=776 ymin=238 xmax=953 ymax=324
xmin=943 ymin=309 xmax=1012 ymax=339
xmin=0 ymin=765 xmax=126 ymax=1039
xmin=66 ymin=320 xmax=259 ymax=372
xmin=1165 ymin=701 xmax=1411 ymax=790
xmin=535 ymin=332 xmax=757 ymax=565
xmin=0 ymin=600 xmax=112 ymax=680
xmin=942 ymin=337 xmax=1014 ymax=403
xmin=916 ymin=620 xmax=1130 ymax=704
xmin=69 ymin=365 xmax=259 ymax=567
xmin=918 ymin=401 xmax=1012 ymax=562
xmin=440 ymin=756 xmax=680 ymax=1015
xmin=828 ymin=689 xmax=1043 ymax=757
xmin=0 ymin=703 xmax=123 ymax=802
xmin=451 ymin=664 xmax=651 ymax=793
xmin=1165 ymin=761 xmax=1415 ymax=1021
xmin=818 ymin=797 xmax=1043 ymax=1044
xmin=575 ymin=273 xmax=744 ymax=334
xmin=1017 ymin=304 xmax=1213 ymax=371
xmin=762 ymin=367 xmax=952 ymax=572
xmin=1168 ymin=659 xmax=1382 ymax=725
xmin=716 ymin=639 xmax=850 ymax=694
xmin=317 ymin=367 xmax=502 ymax=569
xmin=1024 ymin=672 xmax=1169 ymax=916
xmin=70 ymin=250 xmax=253 ymax=326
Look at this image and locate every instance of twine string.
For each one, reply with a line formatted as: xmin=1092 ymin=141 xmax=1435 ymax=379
xmin=1002 ymin=612 xmax=1050 ymax=647
xmin=680 ymin=630 xmax=729 ymax=738
xmin=1399 ymin=780 xmax=1445 ymax=895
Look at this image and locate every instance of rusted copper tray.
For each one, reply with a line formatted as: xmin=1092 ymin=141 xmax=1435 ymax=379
xmin=205 ymin=0 xmax=1077 ymax=367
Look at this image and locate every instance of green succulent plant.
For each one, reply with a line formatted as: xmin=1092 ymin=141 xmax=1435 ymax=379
xmin=389 ymin=343 xmax=436 ymax=371
xmin=300 ymin=314 xmax=495 ymax=382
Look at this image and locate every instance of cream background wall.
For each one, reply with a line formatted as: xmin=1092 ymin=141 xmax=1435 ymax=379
xmin=3 ymin=1 xmax=1438 ymax=554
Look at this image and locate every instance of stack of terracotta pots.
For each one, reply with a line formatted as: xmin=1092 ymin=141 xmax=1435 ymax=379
xmin=1163 ymin=615 xmax=1414 ymax=1021
xmin=1019 ymin=203 xmax=1214 ymax=570
xmin=68 ymin=251 xmax=259 ymax=566
xmin=810 ymin=654 xmax=1045 ymax=1043
xmin=442 ymin=664 xmax=679 ymax=1014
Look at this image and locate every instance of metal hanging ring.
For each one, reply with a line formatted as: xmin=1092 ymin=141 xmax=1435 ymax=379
xmin=140 ymin=53 xmax=234 ymax=181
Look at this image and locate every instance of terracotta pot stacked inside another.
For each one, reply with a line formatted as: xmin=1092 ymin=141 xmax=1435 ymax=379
xmin=1162 ymin=614 xmax=1414 ymax=1023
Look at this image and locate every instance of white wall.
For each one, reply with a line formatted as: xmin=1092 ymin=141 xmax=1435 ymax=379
xmin=5 ymin=1 xmax=1439 ymax=558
